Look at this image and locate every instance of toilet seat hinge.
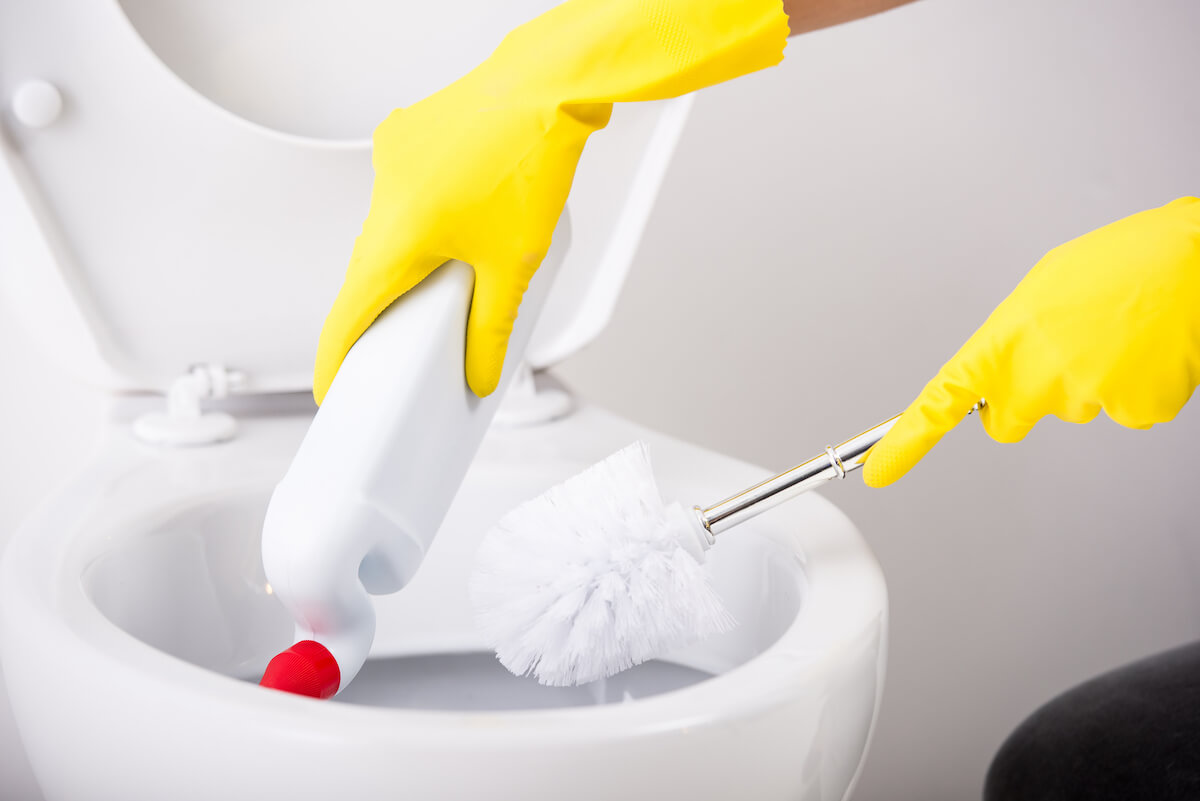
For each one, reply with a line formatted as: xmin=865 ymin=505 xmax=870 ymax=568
xmin=132 ymin=364 xmax=246 ymax=447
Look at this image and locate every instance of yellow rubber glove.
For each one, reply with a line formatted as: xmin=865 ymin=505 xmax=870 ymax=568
xmin=864 ymin=197 xmax=1200 ymax=488
xmin=313 ymin=0 xmax=790 ymax=403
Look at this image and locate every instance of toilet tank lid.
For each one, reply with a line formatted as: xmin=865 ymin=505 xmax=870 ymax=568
xmin=0 ymin=0 xmax=692 ymax=395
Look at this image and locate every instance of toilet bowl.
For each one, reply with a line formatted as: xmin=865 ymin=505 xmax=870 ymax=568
xmin=2 ymin=398 xmax=886 ymax=801
xmin=1 ymin=1 xmax=888 ymax=798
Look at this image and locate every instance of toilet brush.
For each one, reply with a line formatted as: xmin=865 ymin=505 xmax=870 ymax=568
xmin=470 ymin=403 xmax=984 ymax=687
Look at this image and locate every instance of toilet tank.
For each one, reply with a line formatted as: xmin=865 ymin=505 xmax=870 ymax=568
xmin=0 ymin=0 xmax=693 ymax=394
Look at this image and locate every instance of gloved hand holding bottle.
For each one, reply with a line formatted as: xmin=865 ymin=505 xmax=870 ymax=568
xmin=864 ymin=197 xmax=1200 ymax=488
xmin=271 ymin=0 xmax=792 ymax=700
xmin=312 ymin=0 xmax=792 ymax=403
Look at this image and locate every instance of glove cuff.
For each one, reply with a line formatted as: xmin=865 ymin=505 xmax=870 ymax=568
xmin=485 ymin=0 xmax=789 ymax=107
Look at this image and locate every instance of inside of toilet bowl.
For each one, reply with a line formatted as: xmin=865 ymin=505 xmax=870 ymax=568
xmin=81 ymin=491 xmax=806 ymax=708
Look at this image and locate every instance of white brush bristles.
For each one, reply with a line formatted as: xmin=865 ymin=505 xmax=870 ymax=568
xmin=469 ymin=442 xmax=736 ymax=687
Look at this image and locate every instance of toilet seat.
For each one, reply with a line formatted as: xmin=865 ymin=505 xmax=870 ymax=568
xmin=2 ymin=401 xmax=887 ymax=801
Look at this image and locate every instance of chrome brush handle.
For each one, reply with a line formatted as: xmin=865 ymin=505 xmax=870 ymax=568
xmin=696 ymin=401 xmax=984 ymax=537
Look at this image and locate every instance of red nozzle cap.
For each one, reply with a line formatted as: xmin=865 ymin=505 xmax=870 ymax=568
xmin=259 ymin=640 xmax=340 ymax=699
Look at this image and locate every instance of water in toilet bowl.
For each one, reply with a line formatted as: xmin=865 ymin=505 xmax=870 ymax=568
xmin=329 ymin=653 xmax=713 ymax=710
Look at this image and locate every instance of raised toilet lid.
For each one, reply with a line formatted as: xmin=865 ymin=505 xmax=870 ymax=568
xmin=0 ymin=0 xmax=692 ymax=394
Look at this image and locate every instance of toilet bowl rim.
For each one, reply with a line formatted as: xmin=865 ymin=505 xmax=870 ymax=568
xmin=1 ymin=415 xmax=887 ymax=734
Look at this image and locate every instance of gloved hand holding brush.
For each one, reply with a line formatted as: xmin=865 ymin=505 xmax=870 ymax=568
xmin=864 ymin=196 xmax=1200 ymax=488
xmin=469 ymin=197 xmax=1200 ymax=688
xmin=312 ymin=0 xmax=791 ymax=403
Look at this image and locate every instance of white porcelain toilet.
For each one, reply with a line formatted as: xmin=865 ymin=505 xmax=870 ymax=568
xmin=0 ymin=2 xmax=888 ymax=800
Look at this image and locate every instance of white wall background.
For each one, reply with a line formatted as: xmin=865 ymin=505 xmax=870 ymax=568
xmin=1 ymin=0 xmax=1198 ymax=799
xmin=555 ymin=0 xmax=1200 ymax=798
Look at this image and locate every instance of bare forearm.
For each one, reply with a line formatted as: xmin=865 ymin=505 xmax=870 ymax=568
xmin=783 ymin=0 xmax=918 ymax=35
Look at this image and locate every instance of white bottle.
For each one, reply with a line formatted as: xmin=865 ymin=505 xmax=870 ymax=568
xmin=261 ymin=216 xmax=570 ymax=693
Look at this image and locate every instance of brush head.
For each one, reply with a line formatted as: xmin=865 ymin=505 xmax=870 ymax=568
xmin=469 ymin=442 xmax=735 ymax=687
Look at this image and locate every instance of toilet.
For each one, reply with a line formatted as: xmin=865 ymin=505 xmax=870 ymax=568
xmin=0 ymin=2 xmax=888 ymax=800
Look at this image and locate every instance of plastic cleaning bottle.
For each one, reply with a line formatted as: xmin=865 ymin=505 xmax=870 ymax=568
xmin=259 ymin=216 xmax=570 ymax=697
